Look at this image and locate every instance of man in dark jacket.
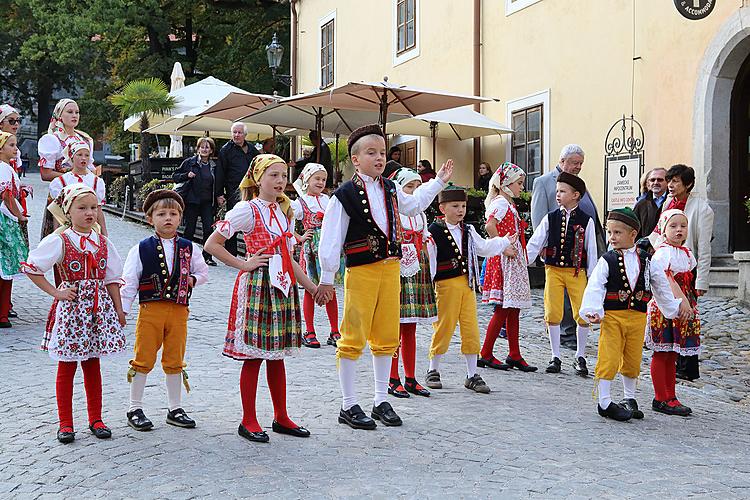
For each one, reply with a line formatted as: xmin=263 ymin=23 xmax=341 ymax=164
xmin=292 ymin=130 xmax=333 ymax=187
xmin=215 ymin=122 xmax=259 ymax=255
xmin=633 ymin=167 xmax=668 ymax=238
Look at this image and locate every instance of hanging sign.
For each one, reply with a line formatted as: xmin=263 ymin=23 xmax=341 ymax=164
xmin=605 ymin=156 xmax=642 ymax=213
xmin=674 ymin=0 xmax=715 ymax=20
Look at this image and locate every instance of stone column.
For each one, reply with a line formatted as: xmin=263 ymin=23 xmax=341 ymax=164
xmin=734 ymin=251 xmax=750 ymax=305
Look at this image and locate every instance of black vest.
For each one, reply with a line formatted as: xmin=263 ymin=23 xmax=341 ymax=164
xmin=138 ymin=236 xmax=193 ymax=306
xmin=544 ymin=208 xmax=592 ymax=273
xmin=334 ymin=175 xmax=402 ymax=267
xmin=429 ymin=219 xmax=470 ymax=282
xmin=602 ymin=249 xmax=652 ymax=313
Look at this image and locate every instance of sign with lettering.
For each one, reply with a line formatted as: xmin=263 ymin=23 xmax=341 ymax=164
xmin=674 ymin=0 xmax=715 ymax=20
xmin=605 ymin=156 xmax=641 ymax=213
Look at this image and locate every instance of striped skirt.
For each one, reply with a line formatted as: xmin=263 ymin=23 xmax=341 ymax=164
xmin=400 ymin=248 xmax=437 ymax=323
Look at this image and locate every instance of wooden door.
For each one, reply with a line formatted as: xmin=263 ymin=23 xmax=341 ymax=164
xmin=400 ymin=139 xmax=417 ymax=169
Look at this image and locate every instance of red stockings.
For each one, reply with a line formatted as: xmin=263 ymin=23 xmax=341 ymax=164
xmin=240 ymin=359 xmax=297 ymax=432
xmin=55 ymin=358 xmax=103 ymax=430
xmin=303 ymin=290 xmax=339 ymax=333
xmin=651 ymin=351 xmax=679 ymax=402
xmin=390 ymin=323 xmax=417 ymax=380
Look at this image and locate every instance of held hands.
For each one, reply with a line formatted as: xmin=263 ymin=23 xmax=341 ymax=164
xmin=299 ymin=229 xmax=315 ymax=244
xmin=585 ymin=313 xmax=602 ymax=324
xmin=241 ymin=249 xmax=270 ymax=272
xmin=55 ymin=285 xmax=77 ymax=301
xmin=315 ymin=284 xmax=334 ymax=306
xmin=695 ymin=289 xmax=707 ymax=297
xmin=116 ymin=309 xmax=127 ymax=327
xmin=436 ymin=159 xmax=454 ymax=183
xmin=677 ymin=298 xmax=694 ymax=321
xmin=502 ymin=233 xmax=519 ymax=257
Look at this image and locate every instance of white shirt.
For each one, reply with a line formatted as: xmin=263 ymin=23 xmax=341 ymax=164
xmin=120 ymin=236 xmax=209 ymax=314
xmin=318 ymin=174 xmax=445 ymax=284
xmin=215 ymin=199 xmax=295 ymax=253
xmin=446 ymin=221 xmax=509 ymax=258
xmin=49 ymin=171 xmax=106 ymax=205
xmin=579 ymin=246 xmax=682 ymax=320
xmin=24 ymin=228 xmax=123 ymax=284
xmin=526 ymin=206 xmax=598 ymax=277
xmin=291 ymin=193 xmax=329 ymax=221
xmin=0 ymin=161 xmax=23 ymax=221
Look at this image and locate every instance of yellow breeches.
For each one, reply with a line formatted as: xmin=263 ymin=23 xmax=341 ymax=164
xmin=593 ymin=309 xmax=647 ymax=380
xmin=429 ymin=275 xmax=480 ymax=358
xmin=543 ymin=266 xmax=589 ymax=326
xmin=337 ymin=259 xmax=401 ymax=360
xmin=130 ymin=301 xmax=189 ymax=375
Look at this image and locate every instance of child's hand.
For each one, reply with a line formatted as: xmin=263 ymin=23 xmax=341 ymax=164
xmin=502 ymin=245 xmax=518 ymax=258
xmin=585 ymin=313 xmax=602 ymax=324
xmin=506 ymin=233 xmax=519 ymax=245
xmin=242 ymin=249 xmax=270 ymax=272
xmin=437 ymin=159 xmax=454 ymax=183
xmin=677 ymin=298 xmax=694 ymax=321
xmin=117 ymin=309 xmax=127 ymax=327
xmin=55 ymin=285 xmax=77 ymax=301
xmin=299 ymin=229 xmax=314 ymax=243
xmin=315 ymin=284 xmax=334 ymax=305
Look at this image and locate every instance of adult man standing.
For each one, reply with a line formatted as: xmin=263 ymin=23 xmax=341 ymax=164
xmin=383 ymin=146 xmax=403 ymax=178
xmin=215 ymin=122 xmax=259 ymax=255
xmin=530 ymin=144 xmax=606 ymax=358
xmin=261 ymin=137 xmax=275 ymax=155
xmin=293 ymin=130 xmax=333 ymax=187
xmin=633 ymin=167 xmax=668 ymax=238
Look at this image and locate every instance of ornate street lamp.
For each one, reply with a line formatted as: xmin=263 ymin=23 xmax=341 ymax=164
xmin=266 ymin=33 xmax=291 ymax=87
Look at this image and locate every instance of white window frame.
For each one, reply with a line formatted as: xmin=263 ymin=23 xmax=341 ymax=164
xmin=392 ymin=0 xmax=420 ymax=67
xmin=506 ymin=89 xmax=551 ymax=173
xmin=505 ymin=0 xmax=543 ymax=16
xmin=319 ymin=10 xmax=336 ymax=90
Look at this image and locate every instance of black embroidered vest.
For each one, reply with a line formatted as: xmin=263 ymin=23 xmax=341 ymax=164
xmin=138 ymin=236 xmax=193 ymax=305
xmin=429 ymin=219 xmax=470 ymax=282
xmin=602 ymin=249 xmax=652 ymax=313
xmin=544 ymin=207 xmax=592 ymax=274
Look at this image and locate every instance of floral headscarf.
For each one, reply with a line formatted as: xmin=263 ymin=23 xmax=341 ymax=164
xmin=239 ymin=154 xmax=292 ymax=215
xmin=484 ymin=161 xmax=525 ymax=209
xmin=0 ymin=131 xmax=13 ymax=150
xmin=389 ymin=167 xmax=421 ymax=189
xmin=47 ymin=183 xmax=101 ymax=234
xmin=292 ymin=162 xmax=327 ymax=196
xmin=47 ymin=98 xmax=93 ymax=144
xmin=63 ymin=141 xmax=91 ymax=168
xmin=648 ymin=208 xmax=687 ymax=249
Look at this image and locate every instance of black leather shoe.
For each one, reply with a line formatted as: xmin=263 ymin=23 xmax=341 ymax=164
xmin=388 ymin=378 xmax=410 ymax=398
xmin=403 ymin=377 xmax=430 ymax=397
xmin=166 ymin=408 xmax=196 ymax=428
xmin=88 ymin=420 xmax=112 ymax=439
xmin=597 ymin=402 xmax=633 ymax=421
xmin=327 ymin=332 xmax=341 ymax=347
xmin=8 ymin=308 xmax=17 ymax=318
xmin=272 ymin=420 xmax=310 ymax=437
xmin=238 ymin=424 xmax=269 ymax=443
xmin=477 ymin=356 xmax=510 ymax=370
xmin=546 ymin=357 xmax=562 ymax=373
xmin=676 ymin=370 xmax=697 ymax=382
xmin=205 ymin=258 xmax=218 ymax=267
xmin=652 ymin=399 xmax=691 ymax=417
xmin=573 ymin=357 xmax=589 ymax=377
xmin=371 ymin=401 xmax=402 ymax=427
xmin=619 ymin=399 xmax=644 ymax=419
xmin=0 ymin=321 xmax=11 ymax=328
xmin=302 ymin=332 xmax=321 ymax=348
xmin=425 ymin=369 xmax=442 ymax=389
xmin=338 ymin=404 xmax=377 ymax=430
xmin=57 ymin=427 xmax=75 ymax=444
xmin=505 ymin=356 xmax=538 ymax=372
xmin=127 ymin=409 xmax=154 ymax=431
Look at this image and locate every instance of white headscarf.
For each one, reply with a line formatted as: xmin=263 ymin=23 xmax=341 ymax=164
xmin=389 ymin=167 xmax=421 ymax=189
xmin=648 ymin=208 xmax=687 ymax=249
xmin=0 ymin=104 xmax=19 ymax=124
xmin=484 ymin=161 xmax=525 ymax=209
xmin=292 ymin=163 xmax=327 ymax=196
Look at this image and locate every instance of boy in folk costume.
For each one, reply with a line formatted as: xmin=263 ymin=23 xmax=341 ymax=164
xmin=291 ymin=162 xmax=342 ymax=348
xmin=480 ymin=162 xmax=537 ymax=372
xmin=121 ymin=190 xmax=209 ymax=431
xmin=526 ymin=172 xmax=597 ymax=376
xmin=424 ymin=185 xmax=513 ymax=394
xmin=387 ymin=167 xmax=436 ymax=399
xmin=317 ymin=125 xmax=451 ymax=430
xmin=579 ymin=208 xmax=687 ymax=421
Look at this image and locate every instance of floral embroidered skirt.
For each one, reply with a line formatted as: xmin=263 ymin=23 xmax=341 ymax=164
xmin=645 ymin=273 xmax=700 ymax=356
xmin=223 ymin=266 xmax=302 ymax=360
xmin=0 ymin=213 xmax=27 ymax=280
xmin=300 ymin=228 xmax=344 ymax=285
xmin=481 ymin=249 xmax=532 ymax=309
xmin=400 ymin=248 xmax=437 ymax=323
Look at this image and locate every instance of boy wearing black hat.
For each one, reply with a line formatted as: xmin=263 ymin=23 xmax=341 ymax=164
xmin=424 ymin=185 xmax=515 ymax=394
xmin=317 ymin=124 xmax=452 ymax=430
xmin=120 ymin=190 xmax=209 ymax=431
xmin=526 ymin=172 xmax=597 ymax=376
xmin=579 ymin=208 xmax=685 ymax=421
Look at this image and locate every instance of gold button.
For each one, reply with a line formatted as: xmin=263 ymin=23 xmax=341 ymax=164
xmin=364 ymin=208 xmax=369 ymax=213
xmin=444 ymin=230 xmax=449 ymax=234
xmin=159 ymin=254 xmax=164 ymax=258
xmin=361 ymin=200 xmax=367 ymax=204
xmin=160 ymin=263 xmax=165 ymax=268
xmin=458 ymin=256 xmax=463 ymax=260
xmin=367 ymin=219 xmax=372 ymax=223
xmin=161 ymin=270 xmax=167 ymax=275
xmin=451 ymin=242 xmax=456 ymax=246
xmin=455 ymin=249 xmax=460 ymax=254
xmin=359 ymin=190 xmax=365 ymax=195
xmin=559 ymin=261 xmax=565 ymax=265
xmin=165 ymin=294 xmax=171 ymax=299
xmin=156 ymin=246 xmax=162 ymax=251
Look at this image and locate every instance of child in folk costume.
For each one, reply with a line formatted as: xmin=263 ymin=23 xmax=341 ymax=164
xmin=120 ymin=190 xmax=209 ymax=432
xmin=387 ymin=167 xmax=436 ymax=399
xmin=0 ymin=132 xmax=28 ymax=328
xmin=291 ymin=162 xmax=342 ymax=348
xmin=205 ymin=154 xmax=319 ymax=443
xmin=645 ymin=209 xmax=701 ymax=416
xmin=23 ymin=184 xmax=126 ymax=443
xmin=480 ymin=162 xmax=537 ymax=373
xmin=580 ymin=208 xmax=687 ymax=422
xmin=0 ymin=105 xmax=32 ymax=250
xmin=425 ymin=185 xmax=514 ymax=394
xmin=49 ymin=142 xmax=108 ymax=236
xmin=526 ymin=172 xmax=597 ymax=376
xmin=317 ymin=125 xmax=451 ymax=430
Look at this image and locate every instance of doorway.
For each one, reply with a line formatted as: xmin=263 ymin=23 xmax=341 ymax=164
xmin=730 ymin=53 xmax=750 ymax=251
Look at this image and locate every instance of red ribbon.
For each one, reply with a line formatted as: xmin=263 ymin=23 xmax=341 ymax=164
xmin=403 ymin=230 xmax=424 ymax=255
xmin=267 ymin=206 xmax=296 ymax=285
xmin=77 ymin=233 xmax=102 ymax=318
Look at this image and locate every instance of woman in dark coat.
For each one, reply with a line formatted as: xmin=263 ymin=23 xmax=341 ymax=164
xmin=173 ymin=136 xmax=218 ymax=265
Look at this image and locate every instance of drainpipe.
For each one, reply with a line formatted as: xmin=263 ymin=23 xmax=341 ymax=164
xmin=473 ymin=0 xmax=481 ymax=185
xmin=290 ymin=0 xmax=299 ymax=161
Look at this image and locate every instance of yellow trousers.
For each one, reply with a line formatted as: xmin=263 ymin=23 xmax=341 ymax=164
xmin=429 ymin=275 xmax=480 ymax=358
xmin=130 ymin=301 xmax=189 ymax=375
xmin=594 ymin=310 xmax=647 ymax=380
xmin=543 ymin=266 xmax=589 ymax=326
xmin=337 ymin=259 xmax=401 ymax=360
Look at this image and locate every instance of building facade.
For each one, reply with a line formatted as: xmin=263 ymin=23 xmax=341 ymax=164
xmin=293 ymin=0 xmax=750 ymax=254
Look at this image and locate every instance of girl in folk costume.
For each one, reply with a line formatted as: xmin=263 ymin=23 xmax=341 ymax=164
xmin=645 ymin=209 xmax=700 ymax=417
xmin=49 ymin=142 xmax=108 ymax=236
xmin=0 ymin=105 xmax=32 ymax=249
xmin=205 ymin=154 xmax=319 ymax=444
xmin=0 ymin=132 xmax=29 ymax=328
xmin=23 ymin=184 xmax=127 ymax=443
xmin=480 ymin=162 xmax=537 ymax=372
xmin=37 ymin=98 xmax=95 ymax=239
xmin=291 ymin=162 xmax=342 ymax=348
xmin=387 ymin=168 xmax=436 ymax=399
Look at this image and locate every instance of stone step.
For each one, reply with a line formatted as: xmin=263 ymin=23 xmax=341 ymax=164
xmin=712 ymin=254 xmax=738 ymax=268
xmin=710 ymin=266 xmax=739 ymax=285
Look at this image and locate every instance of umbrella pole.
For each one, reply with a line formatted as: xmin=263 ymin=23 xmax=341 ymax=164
xmin=379 ymin=90 xmax=389 ymax=145
xmin=430 ymin=121 xmax=437 ymax=168
xmin=335 ymin=133 xmax=340 ymax=182
xmin=316 ymin=107 xmax=322 ymax=163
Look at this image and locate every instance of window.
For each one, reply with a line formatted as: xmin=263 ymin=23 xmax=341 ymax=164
xmin=511 ymin=105 xmax=543 ymax=191
xmin=505 ymin=0 xmax=543 ymax=16
xmin=320 ymin=18 xmax=334 ymax=89
xmin=396 ymin=0 xmax=416 ymax=54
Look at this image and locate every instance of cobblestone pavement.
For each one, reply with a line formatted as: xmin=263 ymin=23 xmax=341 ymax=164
xmin=2 ymin=176 xmax=750 ymax=499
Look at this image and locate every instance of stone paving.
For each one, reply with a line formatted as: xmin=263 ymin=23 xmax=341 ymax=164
xmin=2 ymin=176 xmax=750 ymax=498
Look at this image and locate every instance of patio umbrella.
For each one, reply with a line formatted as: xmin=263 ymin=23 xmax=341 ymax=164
xmin=144 ymin=107 xmax=277 ymax=141
xmin=168 ymin=62 xmax=186 ymax=157
xmin=197 ymin=91 xmax=277 ymax=122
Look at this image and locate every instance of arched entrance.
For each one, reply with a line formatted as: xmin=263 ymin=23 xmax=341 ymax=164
xmin=730 ymin=54 xmax=750 ymax=251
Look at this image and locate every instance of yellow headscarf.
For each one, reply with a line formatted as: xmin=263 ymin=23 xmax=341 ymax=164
xmin=239 ymin=154 xmax=292 ymax=215
xmin=0 ymin=131 xmax=13 ymax=150
xmin=47 ymin=98 xmax=94 ymax=145
xmin=47 ymin=183 xmax=101 ymax=234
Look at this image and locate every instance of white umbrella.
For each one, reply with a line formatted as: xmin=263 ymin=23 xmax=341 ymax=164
xmin=168 ymin=62 xmax=186 ymax=157
xmin=145 ymin=105 xmax=277 ymax=141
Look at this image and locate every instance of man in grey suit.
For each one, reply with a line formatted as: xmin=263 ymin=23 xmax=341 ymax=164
xmin=531 ymin=144 xmax=606 ymax=353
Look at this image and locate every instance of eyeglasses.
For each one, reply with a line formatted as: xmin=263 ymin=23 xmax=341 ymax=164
xmin=3 ymin=119 xmax=21 ymax=125
xmin=649 ymin=178 xmax=665 ymax=182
